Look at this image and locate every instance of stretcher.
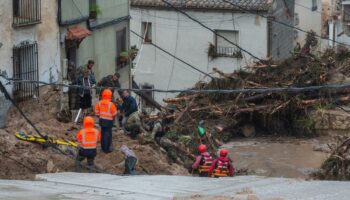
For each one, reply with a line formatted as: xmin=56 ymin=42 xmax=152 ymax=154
xmin=15 ymin=131 xmax=78 ymax=147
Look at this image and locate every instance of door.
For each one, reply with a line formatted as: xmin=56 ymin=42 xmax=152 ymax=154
xmin=116 ymin=28 xmax=127 ymax=68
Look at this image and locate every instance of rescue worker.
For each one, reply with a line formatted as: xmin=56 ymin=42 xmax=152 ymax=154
xmin=77 ymin=60 xmax=95 ymax=76
xmin=120 ymin=145 xmax=138 ymax=175
xmin=96 ymin=73 xmax=121 ymax=99
xmin=95 ymin=89 xmax=117 ymax=153
xmin=124 ymin=111 xmax=148 ymax=140
xmin=120 ymin=90 xmax=138 ymax=127
xmin=208 ymin=149 xmax=234 ymax=177
xmin=150 ymin=112 xmax=170 ymax=144
xmin=192 ymin=144 xmax=214 ymax=177
xmin=76 ymin=116 xmax=101 ymax=172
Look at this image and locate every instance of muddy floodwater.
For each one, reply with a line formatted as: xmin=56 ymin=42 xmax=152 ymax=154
xmin=223 ymin=137 xmax=330 ymax=178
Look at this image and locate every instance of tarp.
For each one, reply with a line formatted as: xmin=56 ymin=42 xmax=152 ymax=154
xmin=66 ymin=26 xmax=91 ymax=40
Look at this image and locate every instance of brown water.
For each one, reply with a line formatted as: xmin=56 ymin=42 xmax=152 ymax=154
xmin=223 ymin=137 xmax=330 ymax=179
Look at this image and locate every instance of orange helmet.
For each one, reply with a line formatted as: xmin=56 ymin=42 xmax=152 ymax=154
xmin=102 ymin=89 xmax=112 ymax=100
xmin=83 ymin=116 xmax=94 ymax=129
xmin=220 ymin=149 xmax=228 ymax=157
xmin=198 ymin=144 xmax=207 ymax=153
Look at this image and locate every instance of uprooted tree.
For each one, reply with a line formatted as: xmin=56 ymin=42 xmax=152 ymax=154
xmin=158 ymin=33 xmax=350 ymax=162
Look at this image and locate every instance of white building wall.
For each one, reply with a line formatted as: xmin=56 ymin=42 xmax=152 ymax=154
xmin=131 ymin=8 xmax=268 ymax=104
xmin=0 ymin=0 xmax=60 ymax=127
xmin=294 ymin=0 xmax=328 ymax=50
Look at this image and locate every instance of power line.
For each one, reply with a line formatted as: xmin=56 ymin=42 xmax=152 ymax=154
xmin=221 ymin=0 xmax=350 ymax=48
xmin=160 ymin=0 xmax=263 ymax=62
xmin=130 ymin=30 xmax=214 ymax=79
xmin=2 ymin=74 xmax=350 ymax=95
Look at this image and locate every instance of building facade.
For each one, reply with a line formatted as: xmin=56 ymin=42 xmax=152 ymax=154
xmin=130 ymin=0 xmax=295 ymax=107
xmin=58 ymin=0 xmax=131 ymax=87
xmin=0 ymin=0 xmax=60 ymax=127
xmin=294 ymin=0 xmax=329 ymax=51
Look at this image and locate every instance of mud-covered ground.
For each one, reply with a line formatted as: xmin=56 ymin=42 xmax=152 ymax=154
xmin=0 ymin=86 xmax=188 ymax=179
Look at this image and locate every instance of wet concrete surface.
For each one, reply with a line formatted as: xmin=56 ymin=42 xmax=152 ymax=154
xmin=1 ymin=173 xmax=350 ymax=200
xmin=224 ymin=137 xmax=330 ymax=178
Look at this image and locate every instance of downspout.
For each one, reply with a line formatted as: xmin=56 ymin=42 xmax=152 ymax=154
xmin=58 ymin=0 xmax=62 ymax=25
xmin=267 ymin=16 xmax=273 ymax=58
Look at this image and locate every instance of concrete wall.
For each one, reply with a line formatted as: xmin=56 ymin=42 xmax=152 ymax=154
xmin=130 ymin=8 xmax=268 ymax=104
xmin=0 ymin=0 xmax=60 ymax=127
xmin=97 ymin=0 xmax=129 ymax=25
xmin=59 ymin=0 xmax=89 ymax=23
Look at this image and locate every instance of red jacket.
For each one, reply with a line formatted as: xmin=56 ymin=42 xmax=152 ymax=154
xmin=208 ymin=157 xmax=234 ymax=177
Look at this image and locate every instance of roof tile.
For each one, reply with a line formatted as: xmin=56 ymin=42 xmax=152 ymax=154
xmin=131 ymin=0 xmax=272 ymax=11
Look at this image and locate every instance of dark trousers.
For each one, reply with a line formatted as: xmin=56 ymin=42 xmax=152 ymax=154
xmin=124 ymin=156 xmax=137 ymax=175
xmin=76 ymin=148 xmax=96 ymax=172
xmin=101 ymin=126 xmax=113 ymax=153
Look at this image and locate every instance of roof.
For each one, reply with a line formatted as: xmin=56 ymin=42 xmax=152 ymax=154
xmin=66 ymin=26 xmax=91 ymax=40
xmin=130 ymin=0 xmax=272 ymax=11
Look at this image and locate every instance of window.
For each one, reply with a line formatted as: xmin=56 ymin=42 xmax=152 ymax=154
xmin=141 ymin=22 xmax=152 ymax=43
xmin=141 ymin=84 xmax=154 ymax=108
xmin=312 ymin=0 xmax=317 ymax=11
xmin=13 ymin=42 xmax=39 ymax=102
xmin=344 ymin=5 xmax=350 ymax=22
xmin=214 ymin=30 xmax=242 ymax=58
xmin=13 ymin=0 xmax=41 ymax=27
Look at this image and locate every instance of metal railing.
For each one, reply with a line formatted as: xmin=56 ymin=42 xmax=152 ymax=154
xmin=216 ymin=46 xmax=243 ymax=58
xmin=13 ymin=42 xmax=39 ymax=102
xmin=13 ymin=0 xmax=41 ymax=27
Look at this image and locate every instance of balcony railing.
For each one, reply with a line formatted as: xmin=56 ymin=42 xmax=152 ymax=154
xmin=13 ymin=0 xmax=41 ymax=27
xmin=215 ymin=46 xmax=243 ymax=58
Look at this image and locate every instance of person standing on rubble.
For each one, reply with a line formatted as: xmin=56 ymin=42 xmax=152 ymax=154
xmin=208 ymin=149 xmax=234 ymax=177
xmin=192 ymin=144 xmax=214 ymax=177
xmin=76 ymin=68 xmax=96 ymax=115
xmin=77 ymin=60 xmax=95 ymax=77
xmin=96 ymin=73 xmax=121 ymax=99
xmin=95 ymin=89 xmax=117 ymax=153
xmin=76 ymin=116 xmax=101 ymax=172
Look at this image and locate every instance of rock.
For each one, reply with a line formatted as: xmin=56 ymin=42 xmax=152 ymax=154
xmin=242 ymin=124 xmax=256 ymax=138
xmin=46 ymin=160 xmax=55 ymax=173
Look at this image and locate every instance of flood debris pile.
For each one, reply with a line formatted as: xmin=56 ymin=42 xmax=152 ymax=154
xmin=314 ymin=137 xmax=350 ymax=180
xmin=164 ymin=36 xmax=350 ymax=150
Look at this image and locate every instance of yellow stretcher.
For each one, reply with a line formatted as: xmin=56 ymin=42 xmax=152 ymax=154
xmin=15 ymin=131 xmax=78 ymax=147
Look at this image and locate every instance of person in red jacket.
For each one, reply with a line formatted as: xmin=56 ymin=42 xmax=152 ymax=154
xmin=192 ymin=144 xmax=214 ymax=177
xmin=208 ymin=149 xmax=234 ymax=177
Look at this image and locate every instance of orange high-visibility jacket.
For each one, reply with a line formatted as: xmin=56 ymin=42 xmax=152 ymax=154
xmin=95 ymin=89 xmax=117 ymax=120
xmin=77 ymin=117 xmax=101 ymax=149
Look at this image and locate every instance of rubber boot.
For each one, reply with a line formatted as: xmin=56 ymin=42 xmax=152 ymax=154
xmin=75 ymin=160 xmax=82 ymax=172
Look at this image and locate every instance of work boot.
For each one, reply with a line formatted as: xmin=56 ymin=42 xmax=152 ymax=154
xmin=88 ymin=164 xmax=96 ymax=173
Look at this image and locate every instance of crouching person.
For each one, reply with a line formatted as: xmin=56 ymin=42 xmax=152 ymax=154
xmin=208 ymin=149 xmax=234 ymax=178
xmin=192 ymin=144 xmax=214 ymax=177
xmin=120 ymin=145 xmax=138 ymax=175
xmin=76 ymin=116 xmax=101 ymax=172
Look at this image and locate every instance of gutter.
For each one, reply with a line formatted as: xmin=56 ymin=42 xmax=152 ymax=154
xmin=131 ymin=5 xmax=269 ymax=14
